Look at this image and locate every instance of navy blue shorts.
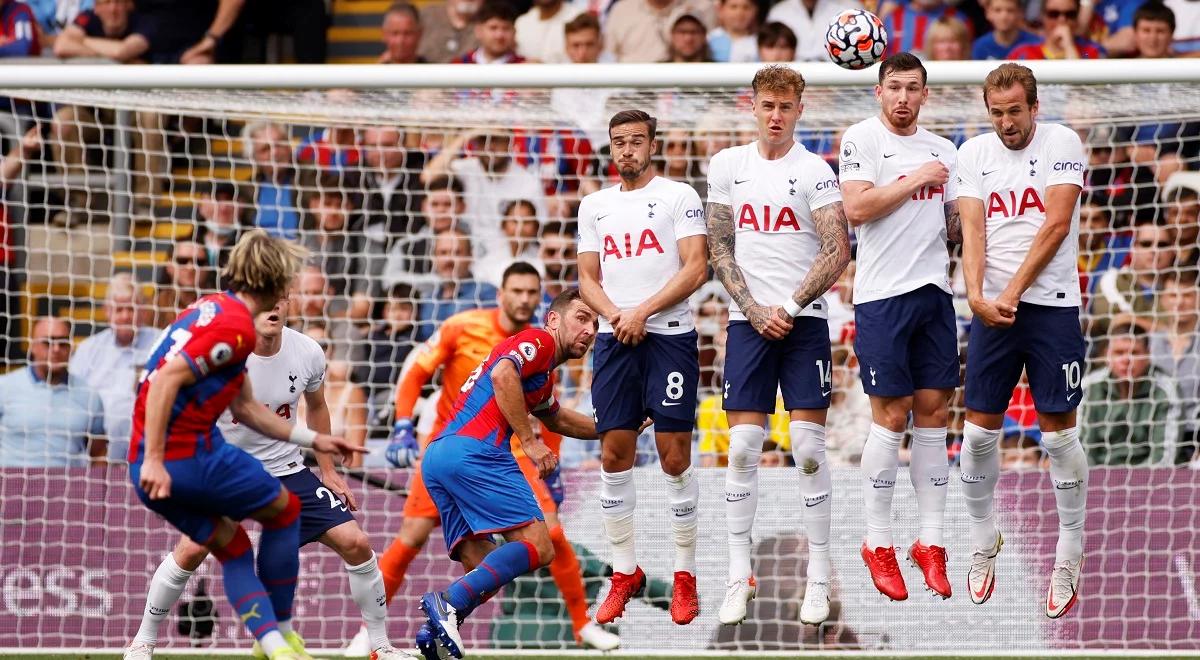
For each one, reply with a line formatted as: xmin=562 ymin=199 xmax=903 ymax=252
xmin=278 ymin=468 xmax=357 ymax=545
xmin=854 ymin=284 xmax=960 ymax=397
xmin=591 ymin=331 xmax=699 ymax=433
xmin=724 ymin=318 xmax=832 ymax=412
xmin=965 ymin=303 xmax=1085 ymax=415
xmin=422 ymin=435 xmax=544 ymax=560
xmin=130 ymin=440 xmax=281 ymax=545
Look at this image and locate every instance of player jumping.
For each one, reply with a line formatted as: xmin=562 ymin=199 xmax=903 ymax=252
xmin=124 ymin=293 xmax=404 ymax=660
xmin=838 ymin=52 xmax=961 ymax=602
xmin=414 ymin=289 xmax=603 ymax=659
xmin=577 ymin=109 xmax=709 ymax=626
xmin=707 ymin=64 xmax=851 ymax=626
xmin=957 ymin=63 xmax=1090 ymax=618
xmin=127 ymin=230 xmax=372 ymax=660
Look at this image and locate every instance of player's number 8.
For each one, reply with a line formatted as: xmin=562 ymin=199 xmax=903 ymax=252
xmin=665 ymin=371 xmax=684 ymax=400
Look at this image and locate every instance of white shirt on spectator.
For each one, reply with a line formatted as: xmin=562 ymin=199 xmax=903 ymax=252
xmin=473 ymin=245 xmax=547 ymax=287
xmin=767 ymin=0 xmax=860 ymax=61
xmin=515 ymin=2 xmax=587 ymax=62
xmin=450 ymin=157 xmax=548 ymax=254
xmin=69 ymin=326 xmax=159 ymax=462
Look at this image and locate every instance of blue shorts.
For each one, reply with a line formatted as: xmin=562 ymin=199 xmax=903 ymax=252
xmin=965 ymin=303 xmax=1085 ymax=415
xmin=591 ymin=331 xmax=698 ymax=433
xmin=130 ymin=439 xmax=281 ymax=545
xmin=724 ymin=318 xmax=831 ymax=412
xmin=421 ymin=435 xmax=544 ymax=560
xmin=278 ymin=468 xmax=357 ymax=545
xmin=854 ymin=284 xmax=961 ymax=397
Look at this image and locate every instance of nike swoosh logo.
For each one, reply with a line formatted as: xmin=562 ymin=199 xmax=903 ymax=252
xmin=973 ymin=579 xmax=989 ymax=600
xmin=726 ymin=493 xmax=750 ymax=502
xmin=601 ymin=503 xmax=620 ymax=509
xmin=661 ymin=400 xmax=682 ymax=407
xmin=820 ymin=389 xmax=832 ymax=398
xmin=1067 ymin=392 xmax=1078 ymax=402
xmin=872 ymin=483 xmax=893 ymax=489
xmin=982 ymin=170 xmax=996 ymax=176
xmin=883 ymin=153 xmax=895 ymax=158
xmin=597 ymin=214 xmax=609 ymax=221
xmin=931 ymin=152 xmax=939 ymax=157
xmin=734 ymin=179 xmax=749 ymax=184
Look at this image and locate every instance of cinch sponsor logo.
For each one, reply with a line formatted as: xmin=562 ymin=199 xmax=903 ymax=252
xmin=1053 ymin=161 xmax=1085 ymax=172
xmin=815 ymin=179 xmax=839 ymax=191
xmin=1 ymin=567 xmax=113 ymax=617
xmin=685 ymin=208 xmax=704 ymax=219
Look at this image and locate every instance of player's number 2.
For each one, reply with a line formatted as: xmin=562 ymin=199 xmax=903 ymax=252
xmin=665 ymin=371 xmax=684 ymax=400
xmin=315 ymin=486 xmax=348 ymax=512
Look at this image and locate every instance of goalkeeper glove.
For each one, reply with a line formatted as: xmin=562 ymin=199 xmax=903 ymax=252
xmin=386 ymin=418 xmax=419 ymax=468
xmin=544 ymin=464 xmax=564 ymax=506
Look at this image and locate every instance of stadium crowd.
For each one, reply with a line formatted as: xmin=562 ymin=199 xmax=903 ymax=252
xmin=0 ymin=0 xmax=1196 ymax=477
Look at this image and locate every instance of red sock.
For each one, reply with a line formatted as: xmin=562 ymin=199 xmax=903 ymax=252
xmin=379 ymin=537 xmax=422 ymax=604
xmin=548 ymin=526 xmax=590 ymax=635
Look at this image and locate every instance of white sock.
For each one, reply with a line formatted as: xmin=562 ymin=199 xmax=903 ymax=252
xmin=960 ymin=422 xmax=1002 ymax=551
xmin=1041 ymin=427 xmax=1088 ymax=562
xmin=600 ymin=468 xmax=638 ymax=574
xmin=725 ymin=424 xmax=764 ymax=581
xmin=346 ymin=552 xmax=390 ymax=650
xmin=791 ymin=421 xmax=832 ymax=582
xmin=861 ymin=423 xmax=902 ymax=550
xmin=276 ymin=619 xmax=292 ymax=636
xmin=664 ymin=465 xmax=699 ymax=574
xmin=910 ymin=426 xmax=950 ymax=547
xmin=133 ymin=553 xmax=194 ymax=644
xmin=260 ymin=630 xmax=289 ymax=655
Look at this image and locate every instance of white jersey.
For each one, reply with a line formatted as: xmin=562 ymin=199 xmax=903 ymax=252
xmin=707 ymin=141 xmax=843 ymax=320
xmin=577 ymin=176 xmax=707 ymax=335
xmin=956 ymin=122 xmax=1085 ymax=307
xmin=839 ymin=116 xmax=958 ymax=305
xmin=218 ymin=327 xmax=326 ymax=476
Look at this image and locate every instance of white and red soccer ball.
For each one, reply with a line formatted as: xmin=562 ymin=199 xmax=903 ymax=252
xmin=825 ymin=9 xmax=889 ymax=70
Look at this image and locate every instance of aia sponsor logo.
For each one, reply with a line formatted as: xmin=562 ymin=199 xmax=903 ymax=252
xmin=986 ymin=188 xmax=1045 ymax=219
xmin=602 ymin=229 xmax=664 ymax=260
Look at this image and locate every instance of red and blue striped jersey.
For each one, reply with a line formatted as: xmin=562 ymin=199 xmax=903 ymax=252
xmin=129 ymin=291 xmax=255 ymax=462
xmin=0 ymin=1 xmax=39 ymax=57
xmin=437 ymin=328 xmax=559 ymax=450
xmin=883 ymin=4 xmax=965 ymax=57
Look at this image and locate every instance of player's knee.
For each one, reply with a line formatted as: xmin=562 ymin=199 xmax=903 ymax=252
xmin=173 ymin=538 xmax=209 ymax=571
xmin=790 ymin=429 xmax=827 ymax=474
xmin=262 ymin=490 xmax=301 ymax=530
xmin=529 ymin=536 xmax=555 ymax=568
xmin=210 ymin=524 xmax=252 ymax=563
xmin=334 ymin=529 xmax=374 ymax=564
xmin=727 ymin=425 xmax=763 ymax=470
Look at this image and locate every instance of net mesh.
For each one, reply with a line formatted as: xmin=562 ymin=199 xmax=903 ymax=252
xmin=0 ymin=80 xmax=1197 ymax=653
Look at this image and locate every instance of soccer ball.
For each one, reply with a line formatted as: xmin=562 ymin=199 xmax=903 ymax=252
xmin=825 ymin=9 xmax=888 ymax=70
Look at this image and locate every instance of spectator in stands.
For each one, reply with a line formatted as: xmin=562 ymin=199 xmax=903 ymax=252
xmin=296 ymin=123 xmax=362 ymax=175
xmin=25 ymin=0 xmax=89 ymax=50
xmin=135 ymin=0 xmax=244 ymax=64
xmin=362 ymin=283 xmax=420 ymax=419
xmin=422 ymin=129 xmax=547 ymax=253
xmin=972 ymin=0 xmax=1039 ymax=60
xmin=515 ymin=0 xmax=585 ymax=62
xmin=1084 ymin=0 xmax=1140 ymax=57
xmin=1081 ymin=321 xmax=1183 ymax=465
xmin=661 ymin=128 xmax=705 ymax=196
xmin=416 ymin=228 xmax=498 ymax=339
xmin=1152 ymin=271 xmax=1199 ymax=462
xmin=1163 ymin=0 xmax=1199 ymax=54
xmin=883 ymin=0 xmax=966 ymax=57
xmin=538 ymin=219 xmax=577 ymax=300
xmin=1162 ymin=173 xmax=1200 ymax=268
xmin=300 ymin=325 xmax=368 ymax=468
xmin=1008 ymin=0 xmax=1106 ymax=58
xmin=419 ymin=0 xmax=480 ymax=63
xmin=663 ymin=7 xmax=713 ymax=62
xmin=454 ymin=0 xmax=523 ymax=63
xmin=1132 ymin=1 xmax=1177 ymax=58
xmin=153 ymin=240 xmax=212 ymax=328
xmin=241 ymin=120 xmax=300 ymax=240
xmin=1090 ymin=222 xmax=1176 ymax=337
xmin=290 ymin=265 xmax=366 ymax=366
xmin=923 ymin=15 xmax=972 ymax=59
xmin=765 ymin=0 xmax=847 ymax=61
xmin=604 ymin=0 xmax=711 ymax=62
xmin=381 ymin=175 xmax=464 ymax=293
xmin=756 ymin=20 xmax=798 ymax=62
xmin=379 ymin=2 xmax=425 ymax=63
xmin=708 ymin=0 xmax=758 ymax=62
xmin=0 ymin=0 xmax=41 ymax=57
xmin=474 ymin=200 xmax=545 ymax=287
xmin=1076 ymin=196 xmax=1132 ymax=303
xmin=194 ymin=182 xmax=246 ymax=269
xmin=69 ymin=273 xmax=158 ymax=463
xmin=0 ymin=317 xmax=105 ymax=467
xmin=53 ymin=0 xmax=150 ymax=62
xmin=563 ymin=11 xmax=603 ymax=64
xmin=299 ymin=174 xmax=364 ymax=300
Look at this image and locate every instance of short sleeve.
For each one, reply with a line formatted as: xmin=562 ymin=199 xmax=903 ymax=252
xmin=1045 ymin=126 xmax=1086 ymax=188
xmin=943 ymin=147 xmax=959 ymax=202
xmin=672 ymin=184 xmax=707 ymax=240
xmin=705 ymin=149 xmax=731 ymax=205
xmin=504 ymin=328 xmax=556 ymax=377
xmin=956 ymin=140 xmax=982 ymax=200
xmin=179 ymin=309 xmax=254 ymax=378
xmin=576 ymin=194 xmax=600 ymax=254
xmin=306 ymin=340 xmax=327 ymax=392
xmin=838 ymin=124 xmax=879 ymax=184
xmin=805 ymin=156 xmax=843 ymax=211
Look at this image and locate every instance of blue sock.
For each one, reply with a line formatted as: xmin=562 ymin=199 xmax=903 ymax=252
xmin=216 ymin=527 xmax=280 ymax=641
xmin=257 ymin=499 xmax=301 ymax=623
xmin=445 ymin=541 xmax=539 ymax=612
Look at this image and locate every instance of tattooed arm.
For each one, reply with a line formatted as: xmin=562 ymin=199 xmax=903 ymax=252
xmin=945 ymin=199 xmax=963 ymax=244
xmin=706 ymin=201 xmax=790 ymax=339
xmin=785 ymin=201 xmax=851 ymax=312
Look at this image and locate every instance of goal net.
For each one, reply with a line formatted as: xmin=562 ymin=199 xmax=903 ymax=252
xmin=0 ymin=63 xmax=1197 ymax=654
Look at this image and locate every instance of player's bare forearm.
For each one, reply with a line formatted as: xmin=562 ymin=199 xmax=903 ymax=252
xmin=304 ymin=387 xmax=335 ymax=472
xmin=841 ymin=178 xmax=923 ymax=227
xmin=945 ymin=200 xmax=962 ymax=244
xmin=635 ymin=234 xmax=708 ymax=318
xmin=543 ymin=407 xmax=598 ymax=440
xmin=789 ymin=202 xmax=851 ymax=310
xmin=960 ymin=197 xmax=987 ymax=303
xmin=999 ymin=184 xmax=1080 ymax=303
xmin=490 ymin=360 xmax=537 ymax=444
xmin=706 ymin=201 xmax=759 ymax=313
xmin=142 ymin=358 xmax=196 ymax=463
xmin=578 ymin=252 xmax=620 ymax=319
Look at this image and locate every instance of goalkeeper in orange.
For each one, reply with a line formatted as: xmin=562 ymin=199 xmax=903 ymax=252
xmin=345 ymin=262 xmax=619 ymax=654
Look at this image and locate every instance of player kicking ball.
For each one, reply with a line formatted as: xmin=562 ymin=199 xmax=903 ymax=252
xmin=125 ymin=293 xmax=405 ymax=660
xmin=838 ymin=52 xmax=961 ymax=602
xmin=706 ymin=64 xmax=851 ymax=626
xmin=957 ymin=63 xmax=1090 ymax=618
xmin=578 ymin=109 xmax=709 ymax=626
xmin=126 ymin=230 xmax=374 ymax=660
xmin=416 ymin=290 xmax=604 ymax=659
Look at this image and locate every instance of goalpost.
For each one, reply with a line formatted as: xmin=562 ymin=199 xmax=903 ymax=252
xmin=0 ymin=60 xmax=1197 ymax=655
